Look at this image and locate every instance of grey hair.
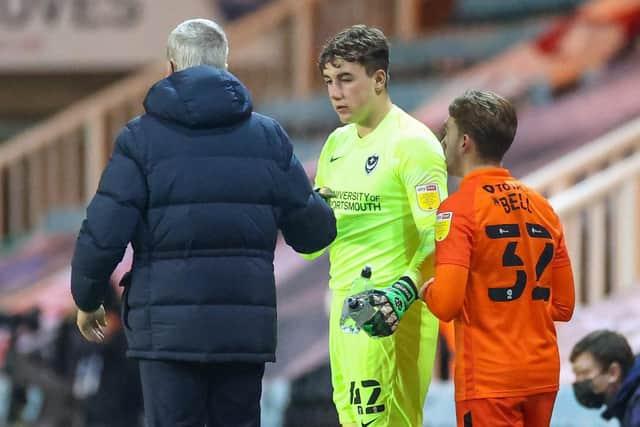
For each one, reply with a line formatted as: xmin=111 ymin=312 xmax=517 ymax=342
xmin=167 ymin=19 xmax=228 ymax=71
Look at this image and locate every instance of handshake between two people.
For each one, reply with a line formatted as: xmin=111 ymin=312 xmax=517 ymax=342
xmin=315 ymin=186 xmax=335 ymax=201
xmin=340 ymin=265 xmax=424 ymax=338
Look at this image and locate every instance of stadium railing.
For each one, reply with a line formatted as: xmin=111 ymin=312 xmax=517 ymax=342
xmin=523 ymin=117 xmax=640 ymax=305
xmin=523 ymin=118 xmax=640 ymax=196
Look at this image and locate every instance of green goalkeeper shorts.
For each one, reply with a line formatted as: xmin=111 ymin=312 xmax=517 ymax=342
xmin=329 ymin=290 xmax=439 ymax=426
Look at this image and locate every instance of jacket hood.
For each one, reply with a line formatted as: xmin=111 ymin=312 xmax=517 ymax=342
xmin=143 ymin=65 xmax=253 ymax=129
xmin=603 ymin=355 xmax=640 ymax=420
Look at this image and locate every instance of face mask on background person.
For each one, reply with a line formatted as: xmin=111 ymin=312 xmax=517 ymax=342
xmin=572 ymin=375 xmax=608 ymax=408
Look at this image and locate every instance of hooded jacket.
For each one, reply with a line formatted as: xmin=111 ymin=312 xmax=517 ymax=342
xmin=603 ymin=355 xmax=640 ymax=427
xmin=71 ymin=66 xmax=336 ymax=363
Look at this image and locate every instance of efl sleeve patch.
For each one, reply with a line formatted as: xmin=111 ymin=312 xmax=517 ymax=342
xmin=435 ymin=212 xmax=453 ymax=241
xmin=416 ymin=183 xmax=441 ymax=211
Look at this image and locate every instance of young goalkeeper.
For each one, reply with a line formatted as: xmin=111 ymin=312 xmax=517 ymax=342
xmin=306 ymin=25 xmax=447 ymax=427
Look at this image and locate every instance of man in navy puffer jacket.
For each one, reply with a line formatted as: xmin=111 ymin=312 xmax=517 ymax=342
xmin=71 ymin=18 xmax=336 ymax=427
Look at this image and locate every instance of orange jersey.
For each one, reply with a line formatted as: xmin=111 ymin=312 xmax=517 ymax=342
xmin=424 ymin=168 xmax=575 ymax=401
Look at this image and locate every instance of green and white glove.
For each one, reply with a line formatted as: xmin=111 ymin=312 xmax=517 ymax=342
xmin=358 ymin=277 xmax=418 ymax=337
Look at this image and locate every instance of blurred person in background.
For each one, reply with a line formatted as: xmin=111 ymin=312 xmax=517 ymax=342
xmin=307 ymin=25 xmax=447 ymax=427
xmin=571 ymin=330 xmax=640 ymax=427
xmin=70 ymin=18 xmax=336 ymax=427
xmin=421 ymin=90 xmax=575 ymax=426
xmin=415 ymin=0 xmax=640 ymax=129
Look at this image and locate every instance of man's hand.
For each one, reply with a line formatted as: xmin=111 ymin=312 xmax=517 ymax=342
xmin=315 ymin=186 xmax=335 ymax=201
xmin=358 ymin=277 xmax=418 ymax=337
xmin=76 ymin=305 xmax=107 ymax=343
xmin=420 ymin=278 xmax=434 ymax=301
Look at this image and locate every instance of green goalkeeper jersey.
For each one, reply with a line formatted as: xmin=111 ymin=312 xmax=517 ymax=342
xmin=309 ymin=105 xmax=447 ymax=290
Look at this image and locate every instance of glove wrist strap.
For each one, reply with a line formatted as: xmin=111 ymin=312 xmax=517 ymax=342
xmin=392 ymin=276 xmax=418 ymax=303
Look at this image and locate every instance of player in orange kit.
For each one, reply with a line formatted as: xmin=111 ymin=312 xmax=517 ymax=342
xmin=421 ymin=90 xmax=576 ymax=427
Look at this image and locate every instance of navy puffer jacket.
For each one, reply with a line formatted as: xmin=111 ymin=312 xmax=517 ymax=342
xmin=71 ymin=66 xmax=336 ymax=363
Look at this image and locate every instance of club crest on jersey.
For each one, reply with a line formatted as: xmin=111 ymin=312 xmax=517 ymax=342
xmin=435 ymin=212 xmax=453 ymax=242
xmin=416 ymin=183 xmax=440 ymax=211
xmin=365 ymin=154 xmax=379 ymax=174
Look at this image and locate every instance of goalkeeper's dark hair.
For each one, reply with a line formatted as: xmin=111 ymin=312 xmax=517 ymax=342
xmin=570 ymin=330 xmax=635 ymax=378
xmin=448 ymin=90 xmax=517 ymax=163
xmin=318 ymin=25 xmax=390 ymax=87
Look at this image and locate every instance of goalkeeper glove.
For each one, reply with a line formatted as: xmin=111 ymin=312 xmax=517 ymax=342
xmin=348 ymin=277 xmax=418 ymax=338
